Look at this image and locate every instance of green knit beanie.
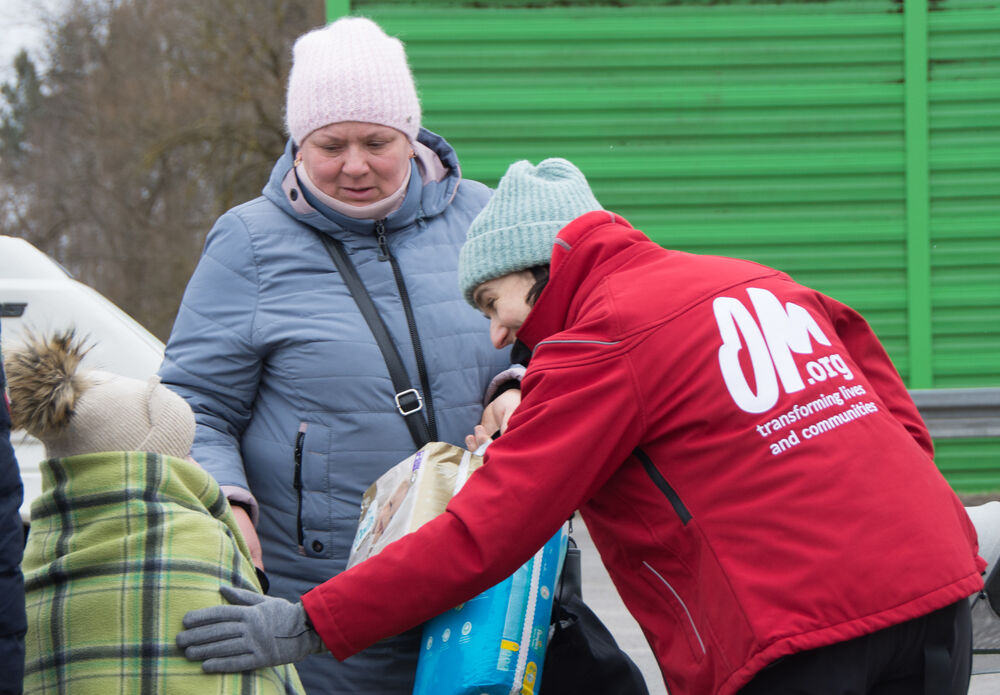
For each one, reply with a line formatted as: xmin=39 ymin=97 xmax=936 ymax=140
xmin=459 ymin=158 xmax=603 ymax=306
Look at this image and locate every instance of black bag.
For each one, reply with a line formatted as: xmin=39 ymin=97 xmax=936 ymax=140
xmin=541 ymin=535 xmax=651 ymax=695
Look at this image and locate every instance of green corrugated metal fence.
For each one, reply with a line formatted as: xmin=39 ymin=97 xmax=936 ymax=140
xmin=928 ymin=0 xmax=1000 ymax=390
xmin=331 ymin=0 xmax=1000 ymax=491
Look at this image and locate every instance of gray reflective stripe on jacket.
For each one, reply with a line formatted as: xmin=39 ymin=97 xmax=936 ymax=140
xmin=159 ymin=129 xmax=509 ymax=694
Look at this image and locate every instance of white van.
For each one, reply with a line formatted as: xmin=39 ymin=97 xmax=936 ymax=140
xmin=0 ymin=235 xmax=165 ymax=522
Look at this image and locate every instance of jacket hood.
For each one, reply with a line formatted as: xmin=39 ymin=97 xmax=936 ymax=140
xmin=261 ymin=127 xmax=464 ymax=237
xmin=515 ymin=211 xmax=663 ymax=352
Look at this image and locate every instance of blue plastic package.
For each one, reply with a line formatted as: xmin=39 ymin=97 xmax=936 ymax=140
xmin=413 ymin=524 xmax=568 ymax=695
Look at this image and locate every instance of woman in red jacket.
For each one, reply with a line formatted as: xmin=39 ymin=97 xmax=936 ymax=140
xmin=178 ymin=158 xmax=984 ymax=695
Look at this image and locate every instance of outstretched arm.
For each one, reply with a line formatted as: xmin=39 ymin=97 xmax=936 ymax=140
xmin=179 ymin=340 xmax=642 ymax=667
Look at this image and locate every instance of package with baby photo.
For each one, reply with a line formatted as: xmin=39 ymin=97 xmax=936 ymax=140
xmin=347 ymin=441 xmax=483 ymax=568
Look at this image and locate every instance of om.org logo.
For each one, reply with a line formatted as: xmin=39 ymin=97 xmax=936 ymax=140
xmin=714 ymin=288 xmax=854 ymax=414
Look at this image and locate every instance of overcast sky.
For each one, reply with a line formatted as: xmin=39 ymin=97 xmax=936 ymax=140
xmin=0 ymin=0 xmax=59 ymax=83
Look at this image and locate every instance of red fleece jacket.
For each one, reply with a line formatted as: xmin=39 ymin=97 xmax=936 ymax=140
xmin=302 ymin=211 xmax=983 ymax=695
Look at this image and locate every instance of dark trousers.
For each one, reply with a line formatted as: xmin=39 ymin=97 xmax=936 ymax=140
xmin=739 ymin=599 xmax=972 ymax=695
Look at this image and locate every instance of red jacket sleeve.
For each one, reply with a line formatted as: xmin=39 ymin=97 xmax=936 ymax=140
xmin=822 ymin=295 xmax=934 ymax=459
xmin=302 ymin=341 xmax=645 ymax=659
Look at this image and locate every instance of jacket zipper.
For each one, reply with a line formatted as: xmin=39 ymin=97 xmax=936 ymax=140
xmin=293 ymin=422 xmax=307 ymax=554
xmin=634 ymin=447 xmax=692 ymax=525
xmin=375 ymin=219 xmax=437 ymax=441
xmin=642 ymin=561 xmax=707 ymax=656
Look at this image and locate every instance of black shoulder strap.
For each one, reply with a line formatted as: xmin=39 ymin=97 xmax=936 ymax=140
xmin=317 ymin=233 xmax=431 ymax=449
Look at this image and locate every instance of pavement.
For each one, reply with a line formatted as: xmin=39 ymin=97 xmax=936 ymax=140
xmin=572 ymin=519 xmax=1000 ymax=695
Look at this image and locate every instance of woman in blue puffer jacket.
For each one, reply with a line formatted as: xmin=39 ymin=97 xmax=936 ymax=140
xmin=159 ymin=17 xmax=517 ymax=695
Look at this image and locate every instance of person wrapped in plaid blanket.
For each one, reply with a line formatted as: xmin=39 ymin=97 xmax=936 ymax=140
xmin=5 ymin=329 xmax=305 ymax=695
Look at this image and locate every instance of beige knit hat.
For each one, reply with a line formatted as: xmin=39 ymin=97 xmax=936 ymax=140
xmin=4 ymin=330 xmax=194 ymax=459
xmin=285 ymin=16 xmax=421 ymax=145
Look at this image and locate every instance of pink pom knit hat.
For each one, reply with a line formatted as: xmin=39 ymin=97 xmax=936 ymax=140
xmin=285 ymin=17 xmax=422 ymax=145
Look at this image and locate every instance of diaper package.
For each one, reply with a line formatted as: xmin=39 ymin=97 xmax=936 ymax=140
xmin=348 ymin=441 xmax=568 ymax=694
xmin=348 ymin=441 xmax=482 ymax=569
xmin=413 ymin=525 xmax=568 ymax=695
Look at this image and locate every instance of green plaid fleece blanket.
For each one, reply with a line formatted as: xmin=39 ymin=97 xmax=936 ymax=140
xmin=22 ymin=451 xmax=305 ymax=695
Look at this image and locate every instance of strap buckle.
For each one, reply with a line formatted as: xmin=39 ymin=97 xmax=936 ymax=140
xmin=394 ymin=388 xmax=424 ymax=416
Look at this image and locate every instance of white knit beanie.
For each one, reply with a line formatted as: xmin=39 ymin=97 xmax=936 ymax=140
xmin=285 ymin=16 xmax=421 ymax=145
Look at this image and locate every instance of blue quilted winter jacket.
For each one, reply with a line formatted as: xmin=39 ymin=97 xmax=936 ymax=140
xmin=160 ymin=129 xmax=510 ymax=694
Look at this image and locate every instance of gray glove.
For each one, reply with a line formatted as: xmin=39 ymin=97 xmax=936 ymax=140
xmin=177 ymin=585 xmax=325 ymax=672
